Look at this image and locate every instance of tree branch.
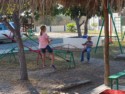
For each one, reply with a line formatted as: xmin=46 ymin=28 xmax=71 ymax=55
xmin=79 ymin=16 xmax=85 ymax=26
xmin=80 ymin=20 xmax=85 ymax=26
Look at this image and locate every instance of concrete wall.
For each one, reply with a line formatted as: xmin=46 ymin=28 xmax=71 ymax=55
xmin=36 ymin=25 xmax=66 ymax=32
xmin=63 ymin=37 xmax=104 ymax=49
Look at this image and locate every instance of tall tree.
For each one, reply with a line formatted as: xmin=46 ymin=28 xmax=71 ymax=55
xmin=0 ymin=2 xmax=29 ymax=80
xmin=0 ymin=0 xmax=55 ymax=80
xmin=65 ymin=6 xmax=86 ymax=37
xmin=53 ymin=5 xmax=89 ymax=37
xmin=84 ymin=15 xmax=90 ymax=35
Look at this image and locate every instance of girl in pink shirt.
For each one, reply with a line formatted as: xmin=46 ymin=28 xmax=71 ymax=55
xmin=39 ymin=26 xmax=56 ymax=69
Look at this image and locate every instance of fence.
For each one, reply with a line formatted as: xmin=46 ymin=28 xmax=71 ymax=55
xmin=36 ymin=25 xmax=66 ymax=32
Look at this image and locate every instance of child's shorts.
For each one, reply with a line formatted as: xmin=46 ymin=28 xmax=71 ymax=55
xmin=41 ymin=45 xmax=53 ymax=53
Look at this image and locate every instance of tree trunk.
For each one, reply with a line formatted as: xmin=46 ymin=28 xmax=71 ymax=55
xmin=3 ymin=13 xmax=28 ymax=80
xmin=11 ymin=11 xmax=28 ymax=80
xmin=103 ymin=0 xmax=110 ymax=85
xmin=15 ymin=31 xmax=28 ymax=80
xmin=74 ymin=17 xmax=82 ymax=37
xmin=84 ymin=16 xmax=89 ymax=35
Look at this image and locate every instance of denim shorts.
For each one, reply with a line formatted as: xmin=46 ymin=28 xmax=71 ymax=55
xmin=41 ymin=45 xmax=53 ymax=53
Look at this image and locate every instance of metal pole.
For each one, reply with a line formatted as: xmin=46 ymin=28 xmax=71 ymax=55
xmin=108 ymin=5 xmax=123 ymax=54
xmin=110 ymin=16 xmax=112 ymax=42
xmin=121 ymin=16 xmax=123 ymax=40
xmin=122 ymin=32 xmax=125 ymax=41
xmin=95 ymin=19 xmax=104 ymax=53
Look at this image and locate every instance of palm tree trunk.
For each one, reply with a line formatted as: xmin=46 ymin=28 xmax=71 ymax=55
xmin=103 ymin=0 xmax=110 ymax=85
xmin=74 ymin=17 xmax=82 ymax=37
xmin=84 ymin=16 xmax=89 ymax=35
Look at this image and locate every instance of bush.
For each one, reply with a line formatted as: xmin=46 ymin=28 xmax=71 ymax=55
xmin=91 ymin=23 xmax=98 ymax=28
xmin=66 ymin=23 xmax=76 ymax=32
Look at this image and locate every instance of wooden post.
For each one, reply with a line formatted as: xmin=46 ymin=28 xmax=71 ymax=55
xmin=103 ymin=0 xmax=110 ymax=85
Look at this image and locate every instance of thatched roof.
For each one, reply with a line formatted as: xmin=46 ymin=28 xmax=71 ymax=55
xmin=0 ymin=0 xmax=125 ymax=15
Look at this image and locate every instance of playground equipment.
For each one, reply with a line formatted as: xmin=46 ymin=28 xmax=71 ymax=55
xmin=24 ymin=34 xmax=76 ymax=68
xmin=109 ymin=70 xmax=125 ymax=90
xmin=25 ymin=34 xmax=76 ymax=68
xmin=1 ymin=34 xmax=75 ymax=68
xmin=27 ymin=28 xmax=34 ymax=36
xmin=95 ymin=4 xmax=123 ymax=54
xmin=114 ymin=16 xmax=125 ymax=41
xmin=2 ymin=34 xmax=42 ymax=65
xmin=101 ymin=89 xmax=125 ymax=94
xmin=54 ymin=49 xmax=75 ymax=68
xmin=0 ymin=47 xmax=17 ymax=63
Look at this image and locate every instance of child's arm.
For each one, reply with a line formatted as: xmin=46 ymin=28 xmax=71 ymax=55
xmin=82 ymin=42 xmax=87 ymax=46
xmin=45 ymin=33 xmax=52 ymax=43
xmin=86 ymin=42 xmax=93 ymax=47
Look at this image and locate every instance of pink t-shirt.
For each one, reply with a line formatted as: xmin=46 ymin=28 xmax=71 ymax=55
xmin=38 ymin=32 xmax=49 ymax=49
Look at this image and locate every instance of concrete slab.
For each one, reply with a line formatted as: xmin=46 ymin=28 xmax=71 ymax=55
xmin=55 ymin=80 xmax=91 ymax=91
xmin=89 ymin=84 xmax=110 ymax=94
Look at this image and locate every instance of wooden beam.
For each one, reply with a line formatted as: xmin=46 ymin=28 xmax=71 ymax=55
xmin=103 ymin=0 xmax=110 ymax=85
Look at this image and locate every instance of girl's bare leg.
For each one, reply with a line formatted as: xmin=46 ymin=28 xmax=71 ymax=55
xmin=50 ymin=52 xmax=54 ymax=65
xmin=50 ymin=52 xmax=56 ymax=70
xmin=42 ymin=53 xmax=46 ymax=67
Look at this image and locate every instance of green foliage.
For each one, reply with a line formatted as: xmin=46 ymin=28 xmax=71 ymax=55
xmin=53 ymin=15 xmax=72 ymax=25
xmin=91 ymin=23 xmax=98 ymax=28
xmin=24 ymin=11 xmax=32 ymax=18
xmin=52 ymin=4 xmax=64 ymax=16
xmin=65 ymin=6 xmax=86 ymax=20
xmin=41 ymin=16 xmax=53 ymax=25
xmin=34 ymin=11 xmax=40 ymax=21
xmin=52 ymin=5 xmax=87 ymax=19
xmin=66 ymin=23 xmax=76 ymax=32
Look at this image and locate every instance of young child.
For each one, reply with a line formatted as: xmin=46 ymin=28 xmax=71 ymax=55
xmin=81 ymin=36 xmax=93 ymax=63
xmin=38 ymin=25 xmax=56 ymax=69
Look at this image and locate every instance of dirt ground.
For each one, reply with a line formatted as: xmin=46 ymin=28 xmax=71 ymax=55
xmin=0 ymin=57 xmax=125 ymax=94
xmin=0 ymin=32 xmax=125 ymax=94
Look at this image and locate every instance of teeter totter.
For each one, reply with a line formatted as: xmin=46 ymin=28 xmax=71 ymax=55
xmin=24 ymin=34 xmax=76 ymax=68
xmin=2 ymin=34 xmax=42 ymax=65
xmin=3 ymin=34 xmax=75 ymax=68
